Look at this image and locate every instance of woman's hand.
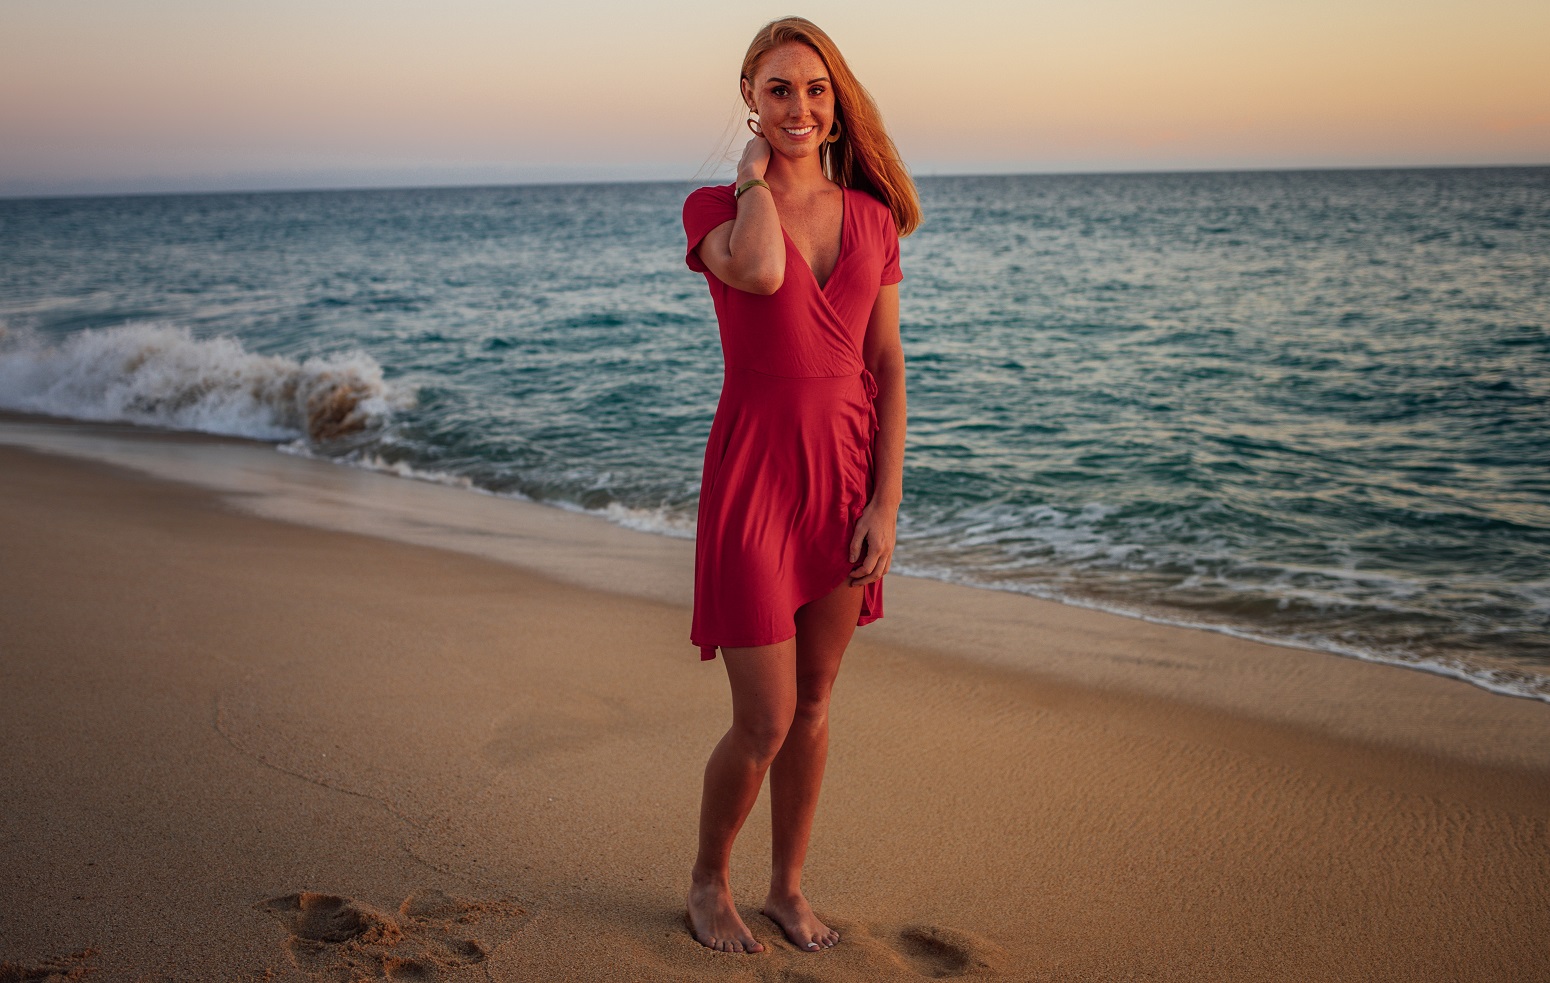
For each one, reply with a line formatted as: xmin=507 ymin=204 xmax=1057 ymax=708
xmin=737 ymin=135 xmax=771 ymax=183
xmin=696 ymin=133 xmax=782 ymax=295
xmin=848 ymin=499 xmax=897 ymax=587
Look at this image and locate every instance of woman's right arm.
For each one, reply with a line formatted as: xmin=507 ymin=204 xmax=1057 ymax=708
xmin=694 ymin=138 xmax=785 ymax=295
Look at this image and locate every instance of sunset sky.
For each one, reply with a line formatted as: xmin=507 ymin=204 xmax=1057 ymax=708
xmin=2 ymin=0 xmax=1546 ymax=195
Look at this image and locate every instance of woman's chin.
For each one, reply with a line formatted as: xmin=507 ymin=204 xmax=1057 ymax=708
xmin=772 ymin=141 xmax=821 ymax=161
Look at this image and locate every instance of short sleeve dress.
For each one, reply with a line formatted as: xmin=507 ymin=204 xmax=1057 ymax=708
xmin=683 ymin=182 xmax=902 ymax=660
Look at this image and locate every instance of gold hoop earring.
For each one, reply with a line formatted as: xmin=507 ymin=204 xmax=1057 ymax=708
xmin=747 ymin=112 xmax=762 ymax=136
xmin=826 ymin=119 xmax=843 ymax=144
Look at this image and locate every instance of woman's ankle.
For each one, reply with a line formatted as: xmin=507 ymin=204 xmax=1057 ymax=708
xmin=765 ymin=881 xmax=804 ymax=903
xmin=690 ymin=864 xmax=732 ymax=889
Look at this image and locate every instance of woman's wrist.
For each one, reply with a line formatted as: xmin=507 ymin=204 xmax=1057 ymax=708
xmin=867 ymin=487 xmax=903 ymax=511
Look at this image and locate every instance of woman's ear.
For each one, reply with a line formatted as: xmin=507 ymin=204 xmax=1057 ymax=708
xmin=740 ymin=77 xmax=755 ymax=111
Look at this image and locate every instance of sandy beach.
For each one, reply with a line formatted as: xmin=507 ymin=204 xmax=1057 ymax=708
xmin=2 ymin=418 xmax=1547 ymax=982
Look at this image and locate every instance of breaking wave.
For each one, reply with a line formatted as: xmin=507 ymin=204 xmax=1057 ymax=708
xmin=0 ymin=323 xmax=408 ymax=443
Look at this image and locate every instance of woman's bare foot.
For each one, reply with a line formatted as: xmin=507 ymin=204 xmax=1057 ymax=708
xmin=762 ymin=890 xmax=840 ymax=951
xmin=687 ymin=879 xmax=764 ymax=953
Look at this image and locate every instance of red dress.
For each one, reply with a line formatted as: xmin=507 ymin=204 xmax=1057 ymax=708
xmin=683 ymin=183 xmax=902 ymax=660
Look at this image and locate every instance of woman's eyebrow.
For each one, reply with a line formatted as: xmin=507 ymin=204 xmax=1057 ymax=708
xmin=766 ymin=76 xmax=831 ymax=86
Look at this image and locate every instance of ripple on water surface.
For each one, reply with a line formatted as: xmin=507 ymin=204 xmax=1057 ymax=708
xmin=1 ymin=169 xmax=1546 ymax=699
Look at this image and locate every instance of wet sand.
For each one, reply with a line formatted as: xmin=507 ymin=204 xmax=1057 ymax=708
xmin=1 ymin=428 xmax=1547 ymax=982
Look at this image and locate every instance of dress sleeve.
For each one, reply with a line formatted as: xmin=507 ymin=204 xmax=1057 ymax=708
xmin=879 ymin=208 xmax=903 ymax=285
xmin=683 ymin=185 xmax=737 ymax=273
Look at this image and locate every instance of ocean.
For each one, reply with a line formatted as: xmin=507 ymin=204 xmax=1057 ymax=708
xmin=1 ymin=167 xmax=1546 ymax=700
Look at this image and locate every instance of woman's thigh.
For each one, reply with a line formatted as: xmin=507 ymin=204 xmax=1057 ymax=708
xmin=720 ymin=639 xmax=799 ymax=737
xmin=792 ymin=581 xmax=865 ymax=697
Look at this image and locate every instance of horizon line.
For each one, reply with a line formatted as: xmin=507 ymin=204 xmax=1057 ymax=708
xmin=3 ymin=159 xmax=1546 ymax=203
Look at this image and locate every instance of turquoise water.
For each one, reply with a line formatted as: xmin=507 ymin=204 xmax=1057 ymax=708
xmin=2 ymin=167 xmax=1547 ymax=698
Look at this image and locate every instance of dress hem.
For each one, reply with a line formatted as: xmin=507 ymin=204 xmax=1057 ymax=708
xmin=692 ymin=571 xmax=883 ymax=661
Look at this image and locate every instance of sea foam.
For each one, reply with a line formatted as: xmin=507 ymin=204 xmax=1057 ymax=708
xmin=0 ymin=323 xmax=407 ymax=443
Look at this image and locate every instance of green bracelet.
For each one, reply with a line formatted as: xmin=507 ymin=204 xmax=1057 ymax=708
xmin=734 ymin=178 xmax=770 ymax=198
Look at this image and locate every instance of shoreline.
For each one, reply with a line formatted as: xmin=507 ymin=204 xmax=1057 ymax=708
xmin=1 ymin=427 xmax=1547 ymax=980
xmin=272 ymin=429 xmax=1550 ymax=706
xmin=2 ymin=410 xmax=1547 ymax=770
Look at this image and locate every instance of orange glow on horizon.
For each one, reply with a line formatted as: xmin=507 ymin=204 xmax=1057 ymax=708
xmin=1 ymin=0 xmax=1545 ymax=191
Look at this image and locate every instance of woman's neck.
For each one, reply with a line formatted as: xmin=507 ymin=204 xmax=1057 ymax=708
xmin=763 ymin=150 xmax=831 ymax=194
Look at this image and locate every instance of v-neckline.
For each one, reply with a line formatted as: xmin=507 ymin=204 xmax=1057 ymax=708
xmin=781 ymin=186 xmax=848 ymax=294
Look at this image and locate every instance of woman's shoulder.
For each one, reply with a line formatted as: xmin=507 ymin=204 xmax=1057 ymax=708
xmin=683 ymin=183 xmax=737 ymax=237
xmin=845 ymin=185 xmax=900 ymax=237
xmin=685 ymin=183 xmax=736 ymax=210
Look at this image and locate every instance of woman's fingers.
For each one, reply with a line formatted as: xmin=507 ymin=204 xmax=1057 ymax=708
xmin=739 ymin=136 xmax=771 ymax=177
xmin=850 ymin=503 xmax=897 ymax=585
xmin=849 ymin=536 xmax=892 ymax=585
xmin=855 ymin=496 xmax=905 ymax=582
xmin=849 ymin=551 xmax=890 ymax=586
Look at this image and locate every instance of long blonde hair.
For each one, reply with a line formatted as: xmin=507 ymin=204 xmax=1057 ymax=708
xmin=741 ymin=16 xmax=921 ymax=237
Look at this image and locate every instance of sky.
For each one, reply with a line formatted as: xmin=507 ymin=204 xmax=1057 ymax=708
xmin=2 ymin=0 xmax=1546 ymax=195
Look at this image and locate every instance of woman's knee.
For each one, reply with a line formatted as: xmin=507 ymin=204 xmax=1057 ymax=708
xmin=731 ymin=710 xmax=794 ymax=764
xmin=788 ymin=690 xmax=832 ymax=738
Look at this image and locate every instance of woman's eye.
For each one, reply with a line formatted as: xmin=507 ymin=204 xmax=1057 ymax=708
xmin=772 ymin=86 xmax=788 ymax=97
xmin=809 ymin=86 xmax=826 ymax=97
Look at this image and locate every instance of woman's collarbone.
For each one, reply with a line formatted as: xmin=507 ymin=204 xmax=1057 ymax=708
xmin=777 ymin=189 xmax=843 ymax=281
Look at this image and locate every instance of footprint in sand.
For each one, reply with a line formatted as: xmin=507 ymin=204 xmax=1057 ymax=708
xmin=258 ymin=889 xmax=525 ymax=981
xmin=0 ymin=948 xmax=97 ymax=983
xmin=893 ymin=925 xmax=1004 ymax=979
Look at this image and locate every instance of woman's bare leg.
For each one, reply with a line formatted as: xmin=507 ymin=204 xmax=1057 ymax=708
xmin=687 ymin=639 xmax=796 ymax=953
xmin=763 ymin=580 xmax=864 ymax=950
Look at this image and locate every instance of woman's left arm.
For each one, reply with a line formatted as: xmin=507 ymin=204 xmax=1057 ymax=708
xmin=849 ymin=283 xmax=905 ymax=586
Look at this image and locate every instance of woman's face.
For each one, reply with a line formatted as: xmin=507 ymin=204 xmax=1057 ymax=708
xmin=742 ymin=42 xmax=835 ymax=161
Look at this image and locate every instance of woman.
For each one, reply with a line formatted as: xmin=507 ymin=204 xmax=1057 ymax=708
xmin=681 ymin=16 xmax=920 ymax=955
